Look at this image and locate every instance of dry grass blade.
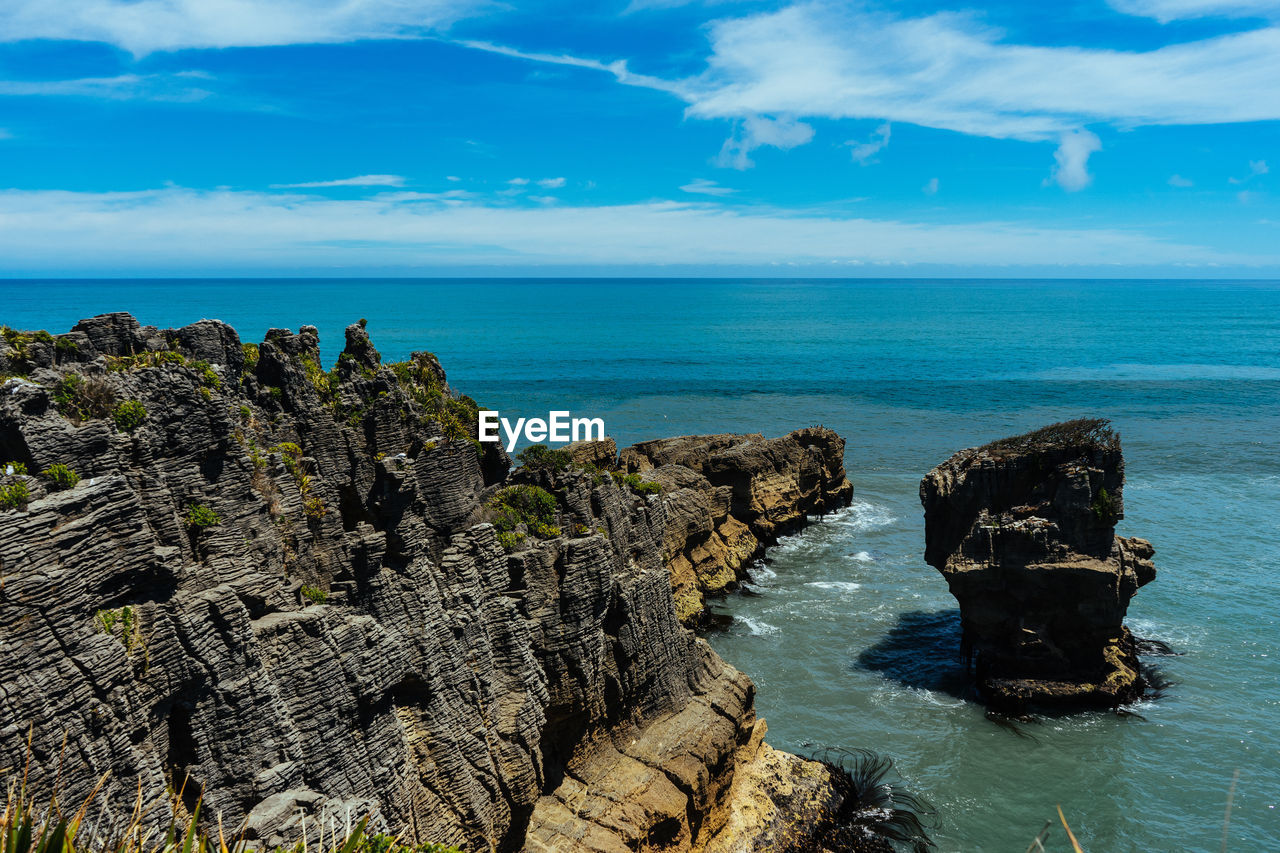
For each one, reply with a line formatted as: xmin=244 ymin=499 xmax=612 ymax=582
xmin=1221 ymin=768 xmax=1240 ymax=853
xmin=1057 ymin=805 xmax=1085 ymax=853
xmin=1023 ymin=819 xmax=1052 ymax=853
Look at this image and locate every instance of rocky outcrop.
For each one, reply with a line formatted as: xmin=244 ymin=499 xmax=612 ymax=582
xmin=0 ymin=315 xmax=857 ymax=853
xmin=567 ymin=431 xmax=853 ymax=627
xmin=919 ymin=419 xmax=1158 ymax=711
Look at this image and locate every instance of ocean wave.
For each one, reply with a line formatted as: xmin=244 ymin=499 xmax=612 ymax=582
xmin=848 ymin=550 xmax=875 ymax=562
xmin=734 ymin=616 xmax=780 ymax=636
xmin=1027 ymin=363 xmax=1280 ymax=381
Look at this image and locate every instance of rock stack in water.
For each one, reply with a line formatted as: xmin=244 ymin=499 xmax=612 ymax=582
xmin=919 ymin=419 xmax=1157 ymax=711
xmin=0 ymin=314 xmax=878 ymax=853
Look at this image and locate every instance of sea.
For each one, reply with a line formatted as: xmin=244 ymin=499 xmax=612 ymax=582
xmin=3 ymin=279 xmax=1277 ymax=852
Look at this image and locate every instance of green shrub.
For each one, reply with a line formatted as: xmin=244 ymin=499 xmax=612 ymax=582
xmin=517 ymin=443 xmax=574 ymax=472
xmin=112 ymin=399 xmax=148 ymax=432
xmin=183 ymin=503 xmax=222 ymax=529
xmin=189 ymin=359 xmax=221 ymax=389
xmin=304 ymin=495 xmax=328 ymax=519
xmin=54 ymin=336 xmax=78 ymax=354
xmin=41 ymin=463 xmax=80 ymax=491
xmin=3 ymin=461 xmax=27 ymax=475
xmin=496 ymin=530 xmax=526 ymax=551
xmin=531 ymin=522 xmax=562 ymax=539
xmin=611 ymin=471 xmax=662 ymax=495
xmin=0 ymin=480 xmax=29 ymax=511
xmin=239 ymin=404 xmax=252 ymax=419
xmin=52 ymin=373 xmax=116 ymax=422
xmin=573 ymin=523 xmax=591 ymax=536
xmin=242 ymin=342 xmax=260 ymax=371
xmin=1091 ymin=487 xmax=1119 ymax=525
xmin=104 ymin=350 xmax=185 ymax=372
xmin=301 ymin=583 xmax=328 ymax=604
xmin=489 ymin=484 xmax=558 ymax=534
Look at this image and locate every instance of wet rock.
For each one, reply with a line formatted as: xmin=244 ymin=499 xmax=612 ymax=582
xmin=919 ymin=419 xmax=1158 ymax=710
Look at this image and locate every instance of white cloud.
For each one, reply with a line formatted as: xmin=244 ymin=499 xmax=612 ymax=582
xmin=716 ymin=114 xmax=814 ymax=169
xmin=0 ymin=185 xmax=1261 ymax=272
xmin=1108 ymin=0 xmax=1280 ymax=22
xmin=458 ymin=4 xmax=1280 ymax=179
xmin=846 ymin=123 xmax=891 ymax=165
xmin=1046 ymin=130 xmax=1102 ymax=191
xmin=1229 ymin=159 xmax=1270 ymax=183
xmin=507 ymin=177 xmax=530 ymax=185
xmin=680 ymin=178 xmax=736 ymax=195
xmin=0 ymin=72 xmax=212 ymax=101
xmin=270 ymin=174 xmax=406 ymax=188
xmin=1238 ymin=190 xmax=1258 ymax=203
xmin=684 ymin=5 xmax=1280 ymax=139
xmin=923 ymin=177 xmax=939 ymax=195
xmin=1168 ymin=174 xmax=1194 ymax=187
xmin=445 ymin=175 xmax=461 ymax=182
xmin=0 ymin=0 xmax=480 ymax=55
xmin=536 ymin=177 xmax=566 ymax=188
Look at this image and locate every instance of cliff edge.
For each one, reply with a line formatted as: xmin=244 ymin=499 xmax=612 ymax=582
xmin=0 ymin=315 xmax=867 ymax=852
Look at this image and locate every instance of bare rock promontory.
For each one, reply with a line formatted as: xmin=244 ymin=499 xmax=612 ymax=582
xmin=0 ymin=314 xmax=876 ymax=853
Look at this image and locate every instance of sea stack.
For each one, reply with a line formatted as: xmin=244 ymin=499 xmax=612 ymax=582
xmin=919 ymin=419 xmax=1157 ymax=711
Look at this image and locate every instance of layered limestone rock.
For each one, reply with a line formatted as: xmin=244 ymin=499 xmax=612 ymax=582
xmin=919 ymin=419 xmax=1158 ymax=711
xmin=0 ymin=314 xmax=851 ymax=853
xmin=610 ymin=431 xmax=853 ymax=626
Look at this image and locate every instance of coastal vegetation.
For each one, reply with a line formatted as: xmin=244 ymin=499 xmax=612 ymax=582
xmin=40 ymin=463 xmax=80 ymax=491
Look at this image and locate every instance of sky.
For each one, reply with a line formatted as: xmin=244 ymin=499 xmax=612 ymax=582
xmin=0 ymin=0 xmax=1278 ymax=276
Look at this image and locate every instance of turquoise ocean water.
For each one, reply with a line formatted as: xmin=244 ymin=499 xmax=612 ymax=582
xmin=3 ymin=279 xmax=1278 ymax=851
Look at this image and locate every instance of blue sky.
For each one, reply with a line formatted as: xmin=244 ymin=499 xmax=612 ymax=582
xmin=0 ymin=0 xmax=1278 ymax=276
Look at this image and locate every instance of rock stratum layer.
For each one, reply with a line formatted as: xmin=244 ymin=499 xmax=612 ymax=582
xmin=919 ymin=419 xmax=1157 ymax=711
xmin=607 ymin=432 xmax=852 ymax=627
xmin=0 ymin=315 xmax=863 ymax=853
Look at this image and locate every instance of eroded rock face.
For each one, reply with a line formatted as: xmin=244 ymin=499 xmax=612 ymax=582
xmin=0 ymin=315 xmax=846 ymax=853
xmin=919 ymin=420 xmax=1157 ymax=711
xmin=603 ymin=430 xmax=853 ymax=626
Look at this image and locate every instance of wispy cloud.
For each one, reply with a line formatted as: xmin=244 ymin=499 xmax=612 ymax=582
xmin=716 ymin=115 xmax=814 ymax=169
xmin=270 ymin=174 xmax=406 ymax=188
xmin=461 ymin=4 xmax=1280 ymax=176
xmin=536 ymin=177 xmax=566 ymax=188
xmin=0 ymin=72 xmax=213 ymax=101
xmin=0 ymin=185 xmax=1261 ymax=273
xmin=1229 ymin=159 xmax=1269 ymax=183
xmin=1168 ymin=174 xmax=1194 ymax=187
xmin=847 ymin=123 xmax=891 ymax=165
xmin=507 ymin=177 xmax=530 ymax=185
xmin=923 ymin=177 xmax=939 ymax=195
xmin=1108 ymin=0 xmax=1280 ymax=22
xmin=0 ymin=0 xmax=483 ymax=55
xmin=680 ymin=178 xmax=735 ymax=195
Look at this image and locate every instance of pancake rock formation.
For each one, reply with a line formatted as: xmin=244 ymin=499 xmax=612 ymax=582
xmin=610 ymin=431 xmax=853 ymax=627
xmin=919 ymin=419 xmax=1157 ymax=711
xmin=0 ymin=314 xmax=873 ymax=853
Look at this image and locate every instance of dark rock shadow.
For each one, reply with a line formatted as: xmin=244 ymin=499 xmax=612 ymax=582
xmin=854 ymin=609 xmax=973 ymax=701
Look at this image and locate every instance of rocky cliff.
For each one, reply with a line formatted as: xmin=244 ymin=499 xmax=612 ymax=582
xmin=0 ymin=315 xmax=866 ymax=853
xmin=919 ymin=419 xmax=1157 ymax=711
xmin=608 ymin=432 xmax=853 ymax=627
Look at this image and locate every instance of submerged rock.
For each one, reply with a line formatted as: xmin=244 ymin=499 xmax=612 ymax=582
xmin=919 ymin=419 xmax=1157 ymax=711
xmin=0 ymin=314 xmax=861 ymax=853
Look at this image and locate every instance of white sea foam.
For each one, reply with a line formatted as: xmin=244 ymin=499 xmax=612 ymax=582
xmin=735 ymin=616 xmax=779 ymax=636
xmin=849 ymin=550 xmax=875 ymax=562
xmin=804 ymin=581 xmax=862 ymax=592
